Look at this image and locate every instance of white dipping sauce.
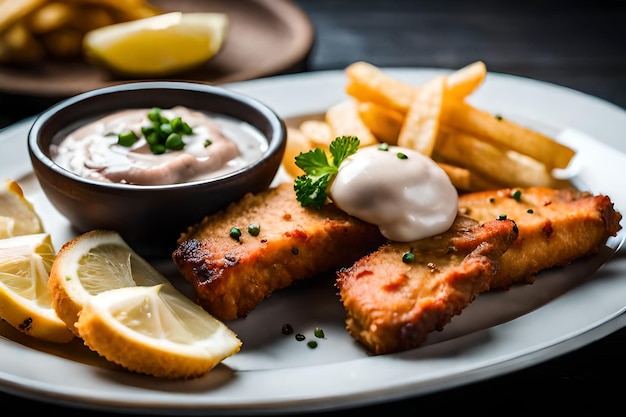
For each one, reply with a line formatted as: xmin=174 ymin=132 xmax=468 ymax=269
xmin=329 ymin=145 xmax=458 ymax=242
xmin=51 ymin=106 xmax=267 ymax=185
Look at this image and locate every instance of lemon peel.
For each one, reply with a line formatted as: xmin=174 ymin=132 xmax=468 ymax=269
xmin=83 ymin=12 xmax=229 ymax=77
xmin=77 ymin=284 xmax=241 ymax=379
xmin=0 ymin=179 xmax=43 ymax=239
xmin=0 ymin=233 xmax=74 ymax=343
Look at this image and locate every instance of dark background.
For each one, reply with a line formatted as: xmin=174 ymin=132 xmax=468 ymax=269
xmin=0 ymin=0 xmax=624 ymax=415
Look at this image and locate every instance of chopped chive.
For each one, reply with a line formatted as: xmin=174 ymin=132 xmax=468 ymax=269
xmin=117 ymin=131 xmax=139 ymax=146
xmin=229 ymin=227 xmax=242 ymax=241
xmin=247 ymin=223 xmax=260 ymax=236
xmin=402 ymin=252 xmax=415 ymax=263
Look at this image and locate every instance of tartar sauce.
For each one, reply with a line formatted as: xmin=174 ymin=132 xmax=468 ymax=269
xmin=329 ymin=145 xmax=458 ymax=242
xmin=51 ymin=106 xmax=267 ymax=185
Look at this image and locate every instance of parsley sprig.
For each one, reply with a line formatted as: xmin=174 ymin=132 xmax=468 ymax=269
xmin=293 ymin=136 xmax=360 ymax=208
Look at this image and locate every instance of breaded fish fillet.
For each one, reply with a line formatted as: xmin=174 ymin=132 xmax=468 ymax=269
xmin=458 ymin=187 xmax=622 ymax=289
xmin=336 ymin=215 xmax=519 ymax=355
xmin=172 ymin=182 xmax=386 ymax=321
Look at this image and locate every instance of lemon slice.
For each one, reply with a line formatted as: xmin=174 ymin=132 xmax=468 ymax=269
xmin=49 ymin=229 xmax=169 ymax=335
xmin=50 ymin=229 xmax=241 ymax=378
xmin=83 ymin=12 xmax=229 ymax=77
xmin=77 ymin=284 xmax=241 ymax=379
xmin=0 ymin=179 xmax=43 ymax=239
xmin=0 ymin=233 xmax=74 ymax=343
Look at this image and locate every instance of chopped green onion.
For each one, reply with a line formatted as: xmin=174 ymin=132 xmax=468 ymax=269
xmin=229 ymin=227 xmax=242 ymax=241
xmin=165 ymin=133 xmax=184 ymax=150
xmin=378 ymin=142 xmax=389 ymax=151
xmin=314 ymin=327 xmax=325 ymax=338
xmin=117 ymin=131 xmax=139 ymax=146
xmin=160 ymin=123 xmax=173 ymax=136
xmin=118 ymin=107 xmax=195 ymax=154
xmin=402 ymin=252 xmax=415 ymax=263
xmin=397 ymin=152 xmax=408 ymax=160
xmin=247 ymin=223 xmax=260 ymax=236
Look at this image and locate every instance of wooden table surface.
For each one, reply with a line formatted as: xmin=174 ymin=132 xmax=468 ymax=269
xmin=0 ymin=0 xmax=624 ymax=415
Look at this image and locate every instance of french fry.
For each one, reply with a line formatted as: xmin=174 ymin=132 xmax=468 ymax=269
xmin=299 ymin=120 xmax=334 ymax=149
xmin=0 ymin=21 xmax=44 ymax=63
xmin=26 ymin=2 xmax=74 ymax=34
xmin=346 ymin=60 xmax=487 ymax=114
xmin=397 ymin=75 xmax=445 ymax=157
xmin=437 ymin=162 xmax=502 ymax=192
xmin=325 ymin=99 xmax=379 ymax=146
xmin=345 ymin=61 xmax=415 ymax=113
xmin=357 ymin=101 xmax=403 ymax=144
xmin=441 ymin=100 xmax=576 ymax=169
xmin=0 ymin=0 xmax=162 ymax=63
xmin=445 ymin=60 xmax=486 ymax=100
xmin=0 ymin=0 xmax=46 ymax=32
xmin=283 ymin=127 xmax=312 ymax=179
xmin=434 ymin=126 xmax=565 ymax=188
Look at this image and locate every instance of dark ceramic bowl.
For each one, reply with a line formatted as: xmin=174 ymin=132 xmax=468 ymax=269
xmin=28 ymin=81 xmax=286 ymax=258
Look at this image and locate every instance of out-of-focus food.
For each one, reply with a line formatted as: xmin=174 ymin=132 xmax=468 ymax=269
xmin=336 ymin=214 xmax=519 ymax=355
xmin=51 ymin=106 xmax=266 ymax=185
xmin=0 ymin=179 xmax=43 ymax=239
xmin=0 ymin=0 xmax=163 ymax=63
xmin=172 ymin=182 xmax=386 ymax=321
xmin=458 ymin=187 xmax=623 ymax=289
xmin=0 ymin=232 xmax=75 ymax=343
xmin=50 ymin=229 xmax=241 ymax=379
xmin=283 ymin=61 xmax=577 ymax=192
xmin=83 ymin=11 xmax=229 ymax=77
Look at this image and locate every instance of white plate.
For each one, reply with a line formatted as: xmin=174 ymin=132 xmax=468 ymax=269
xmin=0 ymin=69 xmax=625 ymax=415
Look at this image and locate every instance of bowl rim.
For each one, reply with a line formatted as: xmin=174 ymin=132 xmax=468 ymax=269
xmin=27 ymin=80 xmax=286 ymax=190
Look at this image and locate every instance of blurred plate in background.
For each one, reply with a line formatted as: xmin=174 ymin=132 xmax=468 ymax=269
xmin=0 ymin=0 xmax=314 ymax=98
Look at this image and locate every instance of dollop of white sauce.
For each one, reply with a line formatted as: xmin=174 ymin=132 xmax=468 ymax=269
xmin=329 ymin=145 xmax=458 ymax=242
xmin=51 ymin=106 xmax=267 ymax=185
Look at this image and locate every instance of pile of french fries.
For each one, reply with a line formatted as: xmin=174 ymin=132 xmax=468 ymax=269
xmin=283 ymin=61 xmax=576 ymax=192
xmin=0 ymin=0 xmax=162 ymax=63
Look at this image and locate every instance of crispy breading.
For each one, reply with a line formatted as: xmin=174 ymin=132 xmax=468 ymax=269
xmin=458 ymin=187 xmax=622 ymax=289
xmin=336 ymin=215 xmax=519 ymax=355
xmin=172 ymin=182 xmax=386 ymax=321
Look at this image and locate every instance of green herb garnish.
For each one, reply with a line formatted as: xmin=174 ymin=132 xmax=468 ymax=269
xmin=117 ymin=107 xmax=193 ymax=154
xmin=293 ymin=136 xmax=360 ymax=209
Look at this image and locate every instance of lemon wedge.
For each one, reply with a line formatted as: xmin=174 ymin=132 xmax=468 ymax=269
xmin=49 ymin=229 xmax=169 ymax=335
xmin=0 ymin=179 xmax=43 ymax=239
xmin=49 ymin=230 xmax=241 ymax=378
xmin=78 ymin=284 xmax=241 ymax=379
xmin=0 ymin=233 xmax=74 ymax=343
xmin=82 ymin=11 xmax=229 ymax=77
